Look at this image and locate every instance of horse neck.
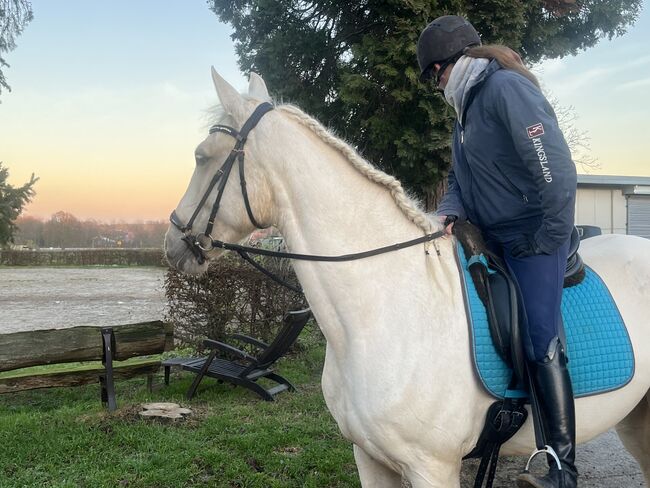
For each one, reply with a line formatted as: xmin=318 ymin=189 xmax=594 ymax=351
xmin=264 ymin=113 xmax=460 ymax=345
xmin=269 ymin=117 xmax=424 ymax=252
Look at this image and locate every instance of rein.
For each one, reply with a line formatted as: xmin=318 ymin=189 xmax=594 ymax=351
xmin=210 ymin=232 xmax=444 ymax=262
xmin=216 ymin=230 xmax=444 ymax=293
xmin=170 ymin=102 xmax=445 ymax=292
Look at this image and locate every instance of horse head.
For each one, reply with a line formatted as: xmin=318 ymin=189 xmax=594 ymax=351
xmin=165 ymin=69 xmax=277 ymax=275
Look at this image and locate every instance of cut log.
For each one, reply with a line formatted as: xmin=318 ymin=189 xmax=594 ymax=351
xmin=0 ymin=321 xmax=173 ymax=372
xmin=0 ymin=361 xmax=160 ymax=394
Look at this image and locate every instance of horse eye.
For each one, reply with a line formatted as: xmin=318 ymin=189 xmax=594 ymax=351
xmin=195 ymin=153 xmax=208 ymax=166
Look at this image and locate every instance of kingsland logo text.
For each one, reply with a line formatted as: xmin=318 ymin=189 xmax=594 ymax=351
xmin=532 ymin=137 xmax=552 ymax=182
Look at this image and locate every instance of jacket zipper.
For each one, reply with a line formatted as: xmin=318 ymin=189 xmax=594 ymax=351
xmin=493 ymin=163 xmax=528 ymax=204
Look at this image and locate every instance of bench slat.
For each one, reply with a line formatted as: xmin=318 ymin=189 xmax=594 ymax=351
xmin=0 ymin=321 xmax=173 ymax=372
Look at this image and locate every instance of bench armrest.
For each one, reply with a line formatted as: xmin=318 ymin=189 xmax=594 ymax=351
xmin=229 ymin=333 xmax=269 ymax=350
xmin=203 ymin=338 xmax=256 ymax=363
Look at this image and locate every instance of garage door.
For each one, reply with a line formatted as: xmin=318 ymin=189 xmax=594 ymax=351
xmin=628 ymin=195 xmax=650 ymax=238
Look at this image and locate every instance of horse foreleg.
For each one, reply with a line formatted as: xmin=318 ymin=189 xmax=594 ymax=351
xmin=404 ymin=459 xmax=462 ymax=488
xmin=616 ymin=390 xmax=650 ymax=485
xmin=353 ymin=444 xmax=402 ymax=488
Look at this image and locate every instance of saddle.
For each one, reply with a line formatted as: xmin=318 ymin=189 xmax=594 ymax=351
xmin=454 ymin=222 xmax=585 ymax=383
xmin=457 ymin=223 xmax=586 ymax=485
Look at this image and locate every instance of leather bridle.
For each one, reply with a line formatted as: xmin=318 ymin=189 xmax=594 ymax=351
xmin=169 ymin=101 xmax=446 ymax=291
xmin=169 ymin=102 xmax=274 ymax=265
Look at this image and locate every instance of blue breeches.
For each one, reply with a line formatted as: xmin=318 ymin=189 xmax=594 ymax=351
xmin=500 ymin=240 xmax=571 ymax=362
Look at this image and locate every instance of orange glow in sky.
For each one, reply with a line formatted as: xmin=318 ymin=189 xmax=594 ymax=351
xmin=1 ymin=1 xmax=649 ymax=222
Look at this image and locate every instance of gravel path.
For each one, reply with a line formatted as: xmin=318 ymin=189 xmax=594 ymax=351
xmin=460 ymin=429 xmax=645 ymax=487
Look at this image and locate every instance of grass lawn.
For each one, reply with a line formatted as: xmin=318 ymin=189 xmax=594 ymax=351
xmin=0 ymin=329 xmax=360 ymax=488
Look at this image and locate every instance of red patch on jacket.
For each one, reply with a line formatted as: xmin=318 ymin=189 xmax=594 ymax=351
xmin=526 ymin=123 xmax=545 ymax=138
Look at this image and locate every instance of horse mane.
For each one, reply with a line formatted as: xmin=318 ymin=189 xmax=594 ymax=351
xmin=276 ymin=103 xmax=439 ymax=236
xmin=208 ymin=98 xmax=439 ymax=235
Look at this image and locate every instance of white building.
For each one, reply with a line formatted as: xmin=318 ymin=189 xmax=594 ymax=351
xmin=576 ymin=175 xmax=650 ymax=238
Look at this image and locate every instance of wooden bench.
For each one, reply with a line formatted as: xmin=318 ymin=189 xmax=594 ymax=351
xmin=0 ymin=321 xmax=173 ymax=411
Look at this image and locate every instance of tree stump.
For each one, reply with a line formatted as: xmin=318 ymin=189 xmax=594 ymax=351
xmin=139 ymin=402 xmax=192 ymax=419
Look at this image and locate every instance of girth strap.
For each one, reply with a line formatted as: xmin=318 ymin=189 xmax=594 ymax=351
xmin=465 ymin=375 xmax=528 ymax=488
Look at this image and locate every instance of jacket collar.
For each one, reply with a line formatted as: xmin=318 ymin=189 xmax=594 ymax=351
xmin=459 ymin=59 xmax=502 ymax=126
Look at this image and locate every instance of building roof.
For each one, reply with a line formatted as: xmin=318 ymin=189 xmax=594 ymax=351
xmin=577 ymin=174 xmax=650 ymax=195
xmin=577 ymin=174 xmax=650 ymax=186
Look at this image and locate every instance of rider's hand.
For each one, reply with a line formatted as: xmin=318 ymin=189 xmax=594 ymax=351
xmin=509 ymin=234 xmax=542 ymax=258
xmin=439 ymin=215 xmax=458 ymax=236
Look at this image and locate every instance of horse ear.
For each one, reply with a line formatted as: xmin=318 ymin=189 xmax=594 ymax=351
xmin=211 ymin=66 xmax=246 ymax=121
xmin=248 ymin=72 xmax=270 ymax=101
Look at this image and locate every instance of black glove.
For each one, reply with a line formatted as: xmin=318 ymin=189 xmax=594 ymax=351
xmin=509 ymin=234 xmax=542 ymax=258
xmin=443 ymin=215 xmax=458 ymax=227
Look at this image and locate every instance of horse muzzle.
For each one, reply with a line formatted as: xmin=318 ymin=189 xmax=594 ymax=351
xmin=168 ymin=210 xmax=208 ymax=265
xmin=164 ymin=223 xmax=209 ymax=275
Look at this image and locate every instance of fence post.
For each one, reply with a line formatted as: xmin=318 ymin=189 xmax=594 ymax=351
xmin=100 ymin=328 xmax=117 ymax=412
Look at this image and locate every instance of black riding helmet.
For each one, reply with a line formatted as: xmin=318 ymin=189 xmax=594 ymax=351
xmin=417 ymin=15 xmax=481 ymax=82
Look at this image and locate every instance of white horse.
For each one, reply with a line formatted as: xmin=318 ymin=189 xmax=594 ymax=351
xmin=165 ymin=69 xmax=650 ymax=487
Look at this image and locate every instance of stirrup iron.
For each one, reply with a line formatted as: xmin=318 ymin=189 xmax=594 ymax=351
xmin=523 ymin=445 xmax=562 ymax=473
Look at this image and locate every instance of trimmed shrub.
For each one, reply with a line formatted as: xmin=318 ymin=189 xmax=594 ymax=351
xmin=164 ymin=251 xmax=306 ymax=350
xmin=0 ymin=248 xmax=165 ymax=266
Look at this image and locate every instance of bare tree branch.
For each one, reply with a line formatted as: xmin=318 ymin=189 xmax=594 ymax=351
xmin=0 ymin=0 xmax=33 ymax=96
xmin=548 ymin=95 xmax=601 ymax=173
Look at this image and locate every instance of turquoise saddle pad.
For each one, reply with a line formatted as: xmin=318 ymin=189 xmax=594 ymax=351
xmin=457 ymin=244 xmax=635 ymax=399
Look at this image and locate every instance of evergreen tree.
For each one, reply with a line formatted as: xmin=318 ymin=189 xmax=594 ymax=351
xmin=0 ymin=0 xmax=33 ymax=99
xmin=0 ymin=162 xmax=37 ymax=247
xmin=209 ymin=0 xmax=641 ymax=207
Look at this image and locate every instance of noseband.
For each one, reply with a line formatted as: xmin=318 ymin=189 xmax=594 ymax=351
xmin=169 ymin=102 xmax=274 ymax=264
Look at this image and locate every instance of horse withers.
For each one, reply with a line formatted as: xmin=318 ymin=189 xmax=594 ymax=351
xmin=164 ymin=69 xmax=650 ymax=488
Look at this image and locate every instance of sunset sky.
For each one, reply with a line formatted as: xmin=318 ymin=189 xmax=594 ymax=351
xmin=1 ymin=1 xmax=649 ymax=222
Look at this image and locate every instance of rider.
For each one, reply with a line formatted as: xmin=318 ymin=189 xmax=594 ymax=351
xmin=417 ymin=15 xmax=578 ymax=488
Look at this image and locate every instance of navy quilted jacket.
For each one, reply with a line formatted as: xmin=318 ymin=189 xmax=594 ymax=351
xmin=436 ymin=60 xmax=577 ymax=254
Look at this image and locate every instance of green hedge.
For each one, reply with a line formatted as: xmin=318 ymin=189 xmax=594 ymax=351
xmin=0 ymin=248 xmax=166 ymax=267
xmin=165 ymin=252 xmax=306 ymax=349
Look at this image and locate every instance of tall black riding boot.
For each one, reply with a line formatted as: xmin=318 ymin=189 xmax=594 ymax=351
xmin=517 ymin=339 xmax=578 ymax=488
